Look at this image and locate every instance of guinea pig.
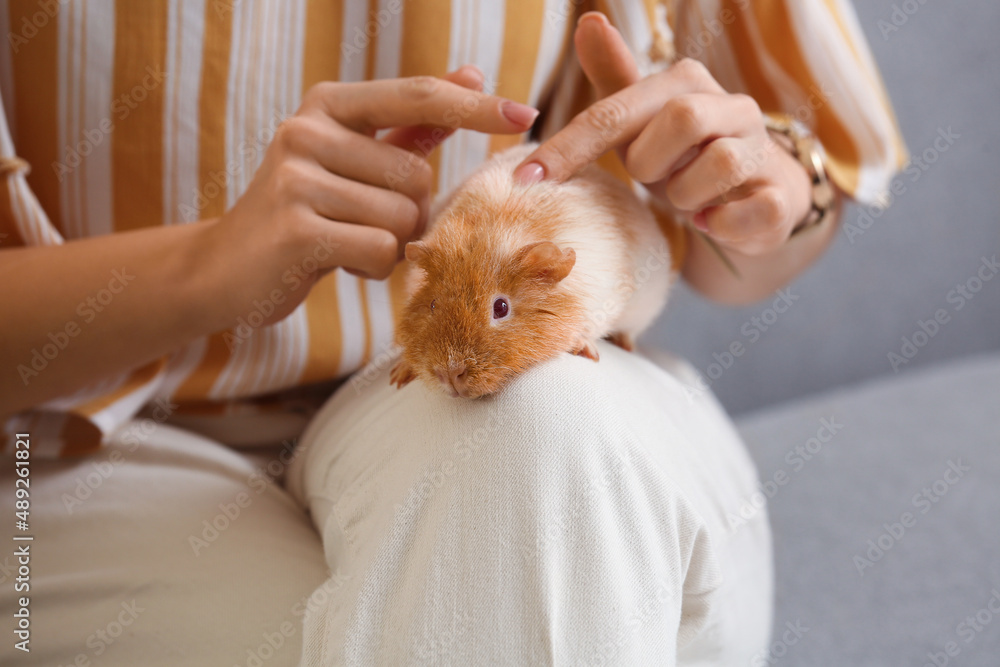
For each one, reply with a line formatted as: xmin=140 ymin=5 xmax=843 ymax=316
xmin=390 ymin=143 xmax=674 ymax=399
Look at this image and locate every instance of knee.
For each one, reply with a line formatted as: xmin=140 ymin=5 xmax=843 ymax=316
xmin=410 ymin=346 xmax=644 ymax=494
xmin=296 ymin=343 xmax=679 ymax=536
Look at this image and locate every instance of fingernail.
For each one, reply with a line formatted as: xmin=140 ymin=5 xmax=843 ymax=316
xmin=500 ymin=100 xmax=540 ymax=127
xmin=692 ymin=211 xmax=709 ymax=232
xmin=513 ymin=162 xmax=545 ymax=186
xmin=578 ymin=11 xmax=609 ymax=27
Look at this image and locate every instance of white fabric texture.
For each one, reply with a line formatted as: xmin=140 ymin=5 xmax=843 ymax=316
xmin=0 ymin=345 xmax=772 ymax=665
xmin=0 ymin=421 xmax=329 ymax=667
xmin=288 ymin=342 xmax=774 ymax=666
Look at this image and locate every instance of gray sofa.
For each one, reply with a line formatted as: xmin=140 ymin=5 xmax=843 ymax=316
xmin=639 ymin=1 xmax=1000 ymax=663
xmin=736 ymin=353 xmax=1000 ymax=665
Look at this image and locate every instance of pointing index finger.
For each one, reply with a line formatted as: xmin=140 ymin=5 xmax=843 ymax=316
xmin=513 ymin=59 xmax=723 ymax=185
xmin=309 ymin=76 xmax=539 ymax=136
xmin=512 ymin=80 xmax=662 ymax=185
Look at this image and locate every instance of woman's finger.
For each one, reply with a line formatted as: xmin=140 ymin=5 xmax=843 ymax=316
xmin=304 ymin=76 xmax=538 ymax=135
xmin=276 ymin=116 xmax=433 ymax=205
xmin=380 ymin=64 xmax=485 ymax=156
xmin=700 ymin=186 xmax=792 ymax=254
xmin=299 ymin=167 xmax=422 ymax=252
xmin=627 ymin=93 xmax=763 ymax=184
xmin=573 ymin=11 xmax=644 ymax=170
xmin=513 ymin=58 xmax=723 ymax=185
xmin=575 ymin=12 xmax=641 ymax=99
xmin=300 ymin=215 xmax=400 ymax=280
xmin=664 ymin=136 xmax=766 ymax=212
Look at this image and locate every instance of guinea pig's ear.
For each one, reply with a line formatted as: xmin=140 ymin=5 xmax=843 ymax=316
xmin=404 ymin=241 xmax=431 ymax=265
xmin=518 ymin=242 xmax=575 ymax=284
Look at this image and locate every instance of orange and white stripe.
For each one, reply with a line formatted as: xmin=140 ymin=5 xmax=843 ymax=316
xmin=164 ymin=0 xmax=207 ymax=225
xmin=0 ymin=0 xmax=906 ymax=456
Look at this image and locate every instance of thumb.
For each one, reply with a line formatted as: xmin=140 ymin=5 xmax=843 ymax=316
xmin=575 ymin=12 xmax=641 ymax=100
xmin=510 ymin=13 xmax=645 ymax=186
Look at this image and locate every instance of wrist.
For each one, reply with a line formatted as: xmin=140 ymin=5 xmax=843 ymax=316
xmin=763 ymin=114 xmax=837 ymax=237
xmin=175 ymin=218 xmax=246 ymax=336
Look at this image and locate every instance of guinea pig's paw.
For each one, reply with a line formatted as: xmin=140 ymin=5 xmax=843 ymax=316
xmin=390 ymin=359 xmax=417 ymax=388
xmin=569 ymin=335 xmax=600 ymax=362
xmin=605 ymin=331 xmax=635 ymax=352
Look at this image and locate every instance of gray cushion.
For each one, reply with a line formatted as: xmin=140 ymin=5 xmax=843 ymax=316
xmin=735 ymin=353 xmax=1000 ymax=666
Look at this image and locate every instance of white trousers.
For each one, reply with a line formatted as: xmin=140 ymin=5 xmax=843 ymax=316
xmin=1 ymin=343 xmax=772 ymax=666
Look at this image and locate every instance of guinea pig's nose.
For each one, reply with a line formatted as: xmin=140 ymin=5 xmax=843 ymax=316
xmin=449 ymin=363 xmax=468 ymax=386
xmin=448 ymin=361 xmax=468 ymax=395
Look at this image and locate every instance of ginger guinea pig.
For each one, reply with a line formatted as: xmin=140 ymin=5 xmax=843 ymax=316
xmin=390 ymin=143 xmax=674 ymax=399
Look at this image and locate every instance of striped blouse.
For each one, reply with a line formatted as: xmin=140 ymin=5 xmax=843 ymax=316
xmin=0 ymin=0 xmax=907 ymax=456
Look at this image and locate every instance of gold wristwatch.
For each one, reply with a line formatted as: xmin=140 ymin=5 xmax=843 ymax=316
xmin=763 ymin=114 xmax=837 ymax=237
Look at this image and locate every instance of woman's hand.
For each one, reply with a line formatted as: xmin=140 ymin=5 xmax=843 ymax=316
xmin=201 ymin=66 xmax=539 ymax=327
xmin=513 ymin=12 xmax=812 ymax=258
xmin=0 ymin=67 xmax=538 ymax=414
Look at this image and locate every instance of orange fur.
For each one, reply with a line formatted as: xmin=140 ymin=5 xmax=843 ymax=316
xmin=393 ymin=144 xmax=673 ymax=398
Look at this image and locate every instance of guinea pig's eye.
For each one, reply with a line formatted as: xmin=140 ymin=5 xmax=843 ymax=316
xmin=430 ymin=299 xmax=436 ymax=311
xmin=492 ymin=297 xmax=510 ymax=320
